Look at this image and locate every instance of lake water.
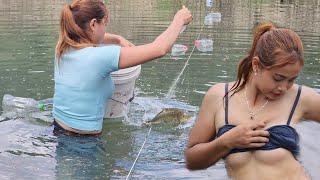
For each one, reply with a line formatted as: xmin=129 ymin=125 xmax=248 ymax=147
xmin=0 ymin=0 xmax=319 ymax=179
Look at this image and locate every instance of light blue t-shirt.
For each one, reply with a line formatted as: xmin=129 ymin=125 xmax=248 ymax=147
xmin=53 ymin=45 xmax=121 ymax=131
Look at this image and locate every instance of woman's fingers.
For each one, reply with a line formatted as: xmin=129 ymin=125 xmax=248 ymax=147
xmin=250 ymin=130 xmax=269 ymax=137
xmin=248 ymin=142 xmax=267 ymax=148
xmin=245 ymin=130 xmax=269 ymax=148
xmin=177 ymin=6 xmax=192 ymax=25
xmin=249 ymin=136 xmax=269 ymax=143
xmin=230 ymin=122 xmax=271 ymax=149
xmin=250 ymin=121 xmax=267 ymax=130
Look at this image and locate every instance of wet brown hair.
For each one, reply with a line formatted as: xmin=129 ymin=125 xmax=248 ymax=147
xmin=230 ymin=22 xmax=304 ymax=94
xmin=55 ymin=0 xmax=107 ymax=60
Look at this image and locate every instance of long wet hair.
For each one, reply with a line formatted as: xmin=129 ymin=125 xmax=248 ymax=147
xmin=230 ymin=22 xmax=304 ymax=95
xmin=55 ymin=0 xmax=107 ymax=60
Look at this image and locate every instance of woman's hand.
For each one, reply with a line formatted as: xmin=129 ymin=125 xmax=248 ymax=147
xmin=173 ymin=6 xmax=192 ymax=26
xmin=116 ymin=35 xmax=135 ymax=47
xmin=103 ymin=33 xmax=134 ymax=47
xmin=222 ymin=121 xmax=270 ymax=149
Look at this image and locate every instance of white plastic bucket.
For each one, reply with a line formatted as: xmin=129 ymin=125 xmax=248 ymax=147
xmin=105 ymin=65 xmax=141 ymax=118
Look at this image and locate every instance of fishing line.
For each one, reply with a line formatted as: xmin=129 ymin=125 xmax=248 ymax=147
xmin=166 ymin=0 xmax=205 ymax=99
xmin=126 ymin=126 xmax=152 ymax=180
xmin=165 ymin=23 xmax=205 ymax=99
xmin=126 ymin=1 xmax=206 ymax=179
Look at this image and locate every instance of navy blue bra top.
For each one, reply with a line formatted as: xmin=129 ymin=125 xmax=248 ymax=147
xmin=216 ymin=83 xmax=302 ymax=158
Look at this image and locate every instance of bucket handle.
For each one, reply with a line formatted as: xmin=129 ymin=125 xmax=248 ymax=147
xmin=110 ymin=92 xmax=135 ymax=105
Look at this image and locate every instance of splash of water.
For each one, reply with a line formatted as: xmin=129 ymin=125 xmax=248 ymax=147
xmin=125 ymin=97 xmax=198 ymax=127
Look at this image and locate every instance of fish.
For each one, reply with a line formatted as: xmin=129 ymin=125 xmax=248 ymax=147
xmin=144 ymin=108 xmax=192 ymax=125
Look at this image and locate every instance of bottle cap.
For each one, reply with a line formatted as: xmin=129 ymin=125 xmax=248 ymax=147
xmin=38 ymin=103 xmax=45 ymax=111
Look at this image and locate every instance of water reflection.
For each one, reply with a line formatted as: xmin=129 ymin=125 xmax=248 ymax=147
xmin=0 ymin=120 xmax=56 ymax=179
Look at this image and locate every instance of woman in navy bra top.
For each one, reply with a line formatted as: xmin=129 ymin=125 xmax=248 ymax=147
xmin=216 ymin=83 xmax=301 ymax=157
xmin=185 ymin=22 xmax=320 ymax=180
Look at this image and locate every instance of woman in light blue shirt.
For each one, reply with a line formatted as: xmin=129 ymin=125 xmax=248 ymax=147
xmin=53 ymin=0 xmax=192 ymax=135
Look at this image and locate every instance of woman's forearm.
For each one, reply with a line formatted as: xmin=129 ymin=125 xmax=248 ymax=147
xmin=118 ymin=7 xmax=191 ymax=69
xmin=185 ymin=136 xmax=231 ymax=170
xmin=118 ymin=20 xmax=185 ymax=69
xmin=103 ymin=33 xmax=120 ymax=44
xmin=152 ymin=18 xmax=185 ymax=53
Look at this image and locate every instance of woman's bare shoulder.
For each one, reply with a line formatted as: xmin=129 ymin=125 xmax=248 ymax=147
xmin=204 ymin=83 xmax=225 ymax=101
xmin=300 ymin=84 xmax=320 ymax=102
xmin=206 ymin=82 xmax=236 ymax=97
xmin=202 ymin=82 xmax=235 ymax=108
xmin=206 ymin=82 xmax=230 ymax=96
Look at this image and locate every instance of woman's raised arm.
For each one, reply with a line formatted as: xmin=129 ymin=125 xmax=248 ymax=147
xmin=118 ymin=6 xmax=192 ymax=69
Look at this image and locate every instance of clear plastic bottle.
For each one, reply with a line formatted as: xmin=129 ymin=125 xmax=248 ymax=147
xmin=195 ymin=39 xmax=213 ymax=52
xmin=204 ymin=12 xmax=221 ymax=25
xmin=37 ymin=98 xmax=53 ymax=111
xmin=204 ymin=0 xmax=221 ymax=25
xmin=171 ymin=44 xmax=188 ymax=57
xmin=2 ymin=94 xmax=52 ymax=113
xmin=206 ymin=0 xmax=213 ymax=7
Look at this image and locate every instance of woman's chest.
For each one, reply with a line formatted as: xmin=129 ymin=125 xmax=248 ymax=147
xmin=214 ymin=97 xmax=303 ymax=130
xmin=225 ymin=148 xmax=294 ymax=168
